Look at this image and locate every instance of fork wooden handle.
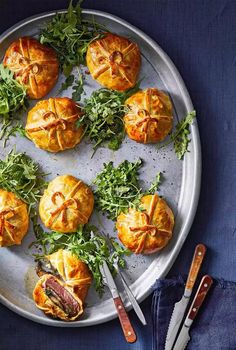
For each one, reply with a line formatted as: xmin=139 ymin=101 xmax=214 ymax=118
xmin=113 ymin=296 xmax=137 ymax=343
xmin=186 ymin=244 xmax=207 ymax=290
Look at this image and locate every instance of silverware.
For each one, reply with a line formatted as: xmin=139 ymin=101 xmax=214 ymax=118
xmin=100 ymin=232 xmax=147 ymax=326
xmin=91 ymin=231 xmax=137 ymax=343
xmin=116 ymin=265 xmax=147 ymax=325
xmin=173 ymin=275 xmax=213 ymax=350
xmin=165 ymin=244 xmax=206 ymax=350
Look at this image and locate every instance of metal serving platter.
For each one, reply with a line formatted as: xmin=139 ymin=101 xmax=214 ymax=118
xmin=0 ymin=9 xmax=201 ymax=327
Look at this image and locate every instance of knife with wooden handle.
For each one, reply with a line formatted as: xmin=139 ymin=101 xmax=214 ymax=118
xmin=115 ymin=264 xmax=147 ymax=325
xmin=101 ymin=260 xmax=137 ymax=343
xmin=113 ymin=296 xmax=137 ymax=343
xmin=91 ymin=231 xmax=136 ymax=343
xmin=173 ymin=275 xmax=213 ymax=350
xmin=165 ymin=244 xmax=207 ymax=350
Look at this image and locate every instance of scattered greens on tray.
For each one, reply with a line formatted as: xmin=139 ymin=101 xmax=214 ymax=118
xmin=0 ymin=149 xmax=47 ymax=212
xmin=31 ymin=222 xmax=130 ymax=296
xmin=93 ymin=159 xmax=162 ymax=220
xmin=0 ymin=64 xmax=27 ymax=146
xmin=77 ymin=85 xmax=140 ymax=153
xmin=39 ymin=0 xmax=105 ymax=100
xmin=147 ymin=172 xmax=162 ymax=194
xmin=161 ymin=110 xmax=196 ymax=160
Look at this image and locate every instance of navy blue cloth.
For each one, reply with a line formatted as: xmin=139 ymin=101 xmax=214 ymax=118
xmin=0 ymin=1 xmax=236 ymax=349
xmin=152 ymin=276 xmax=236 ymax=350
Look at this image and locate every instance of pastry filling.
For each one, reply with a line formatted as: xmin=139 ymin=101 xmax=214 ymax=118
xmin=44 ymin=276 xmax=80 ymax=317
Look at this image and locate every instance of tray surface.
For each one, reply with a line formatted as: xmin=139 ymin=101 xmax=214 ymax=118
xmin=0 ymin=9 xmax=201 ymax=326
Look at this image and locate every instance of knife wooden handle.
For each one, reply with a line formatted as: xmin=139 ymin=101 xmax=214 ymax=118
xmin=113 ymin=296 xmax=137 ymax=343
xmin=187 ymin=275 xmax=213 ymax=321
xmin=186 ymin=244 xmax=206 ymax=290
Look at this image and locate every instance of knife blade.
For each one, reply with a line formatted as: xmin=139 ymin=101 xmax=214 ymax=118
xmin=173 ymin=275 xmax=213 ymax=350
xmin=165 ymin=244 xmax=206 ymax=350
xmin=91 ymin=231 xmax=137 ymax=343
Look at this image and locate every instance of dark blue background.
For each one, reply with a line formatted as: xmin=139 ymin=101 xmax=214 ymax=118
xmin=0 ymin=1 xmax=235 ymax=349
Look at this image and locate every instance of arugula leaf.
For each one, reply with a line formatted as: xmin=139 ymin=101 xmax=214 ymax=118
xmin=161 ymin=110 xmax=196 ymax=160
xmin=72 ymin=67 xmax=84 ymax=101
xmin=39 ymin=0 xmax=104 ymax=95
xmin=31 ymin=222 xmax=130 ymax=296
xmin=0 ymin=149 xmax=47 ymax=212
xmin=93 ymin=159 xmax=143 ymax=220
xmin=93 ymin=159 xmax=163 ymax=220
xmin=78 ymin=86 xmax=140 ymax=153
xmin=58 ymin=74 xmax=75 ymax=94
xmin=58 ymin=67 xmax=84 ymax=102
xmin=147 ymin=172 xmax=162 ymax=194
xmin=0 ymin=64 xmax=27 ymax=145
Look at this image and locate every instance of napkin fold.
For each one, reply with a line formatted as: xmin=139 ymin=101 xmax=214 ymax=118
xmin=152 ymin=276 xmax=236 ymax=350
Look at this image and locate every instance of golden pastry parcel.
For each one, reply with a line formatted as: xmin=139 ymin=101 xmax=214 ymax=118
xmin=86 ymin=33 xmax=141 ymax=91
xmin=33 ymin=249 xmax=92 ymax=321
xmin=26 ymin=97 xmax=84 ymax=152
xmin=4 ymin=37 xmax=59 ymax=99
xmin=39 ymin=175 xmax=94 ymax=233
xmin=124 ymin=88 xmax=173 ymax=143
xmin=116 ymin=194 xmax=174 ymax=254
xmin=0 ymin=189 xmax=29 ymax=247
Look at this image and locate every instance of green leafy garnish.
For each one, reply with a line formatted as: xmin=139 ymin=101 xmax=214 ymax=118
xmin=93 ymin=159 xmax=162 ymax=220
xmin=161 ymin=110 xmax=196 ymax=160
xmin=0 ymin=64 xmax=27 ymax=145
xmin=147 ymin=172 xmax=162 ymax=194
xmin=39 ymin=0 xmax=104 ymax=98
xmin=78 ymin=89 xmax=127 ymax=152
xmin=31 ymin=222 xmax=130 ymax=296
xmin=58 ymin=67 xmax=84 ymax=101
xmin=0 ymin=149 xmax=47 ymax=211
xmin=77 ymin=85 xmax=140 ymax=153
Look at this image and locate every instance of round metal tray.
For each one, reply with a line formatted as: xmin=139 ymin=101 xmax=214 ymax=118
xmin=0 ymin=9 xmax=201 ymax=327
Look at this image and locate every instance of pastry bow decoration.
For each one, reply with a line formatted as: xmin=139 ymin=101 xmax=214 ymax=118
xmin=125 ymin=88 xmax=172 ymax=143
xmin=26 ymin=97 xmax=80 ymax=150
xmin=93 ymin=41 xmax=136 ymax=84
xmin=46 ymin=181 xmax=88 ymax=227
xmin=86 ymin=33 xmax=141 ymax=91
xmin=128 ymin=194 xmax=171 ymax=253
xmin=26 ymin=110 xmax=78 ymax=139
xmin=4 ymin=37 xmax=58 ymax=99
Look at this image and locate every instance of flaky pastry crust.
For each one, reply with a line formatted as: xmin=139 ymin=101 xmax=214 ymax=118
xmin=4 ymin=37 xmax=59 ymax=99
xmin=116 ymin=194 xmax=174 ymax=254
xmin=39 ymin=175 xmax=94 ymax=233
xmin=86 ymin=33 xmax=141 ymax=91
xmin=0 ymin=189 xmax=29 ymax=247
xmin=124 ymin=88 xmax=173 ymax=143
xmin=47 ymin=249 xmax=92 ymax=302
xmin=26 ymin=97 xmax=84 ymax=152
xmin=33 ymin=274 xmax=84 ymax=321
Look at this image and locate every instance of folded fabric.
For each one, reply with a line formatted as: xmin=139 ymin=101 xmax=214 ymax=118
xmin=152 ymin=276 xmax=236 ymax=350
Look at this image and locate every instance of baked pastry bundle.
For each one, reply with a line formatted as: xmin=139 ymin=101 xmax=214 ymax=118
xmin=0 ymin=189 xmax=29 ymax=247
xmin=33 ymin=249 xmax=92 ymax=321
xmin=124 ymin=88 xmax=173 ymax=143
xmin=39 ymin=175 xmax=94 ymax=233
xmin=26 ymin=97 xmax=84 ymax=152
xmin=4 ymin=37 xmax=59 ymax=99
xmin=116 ymin=194 xmax=174 ymax=254
xmin=86 ymin=33 xmax=141 ymax=91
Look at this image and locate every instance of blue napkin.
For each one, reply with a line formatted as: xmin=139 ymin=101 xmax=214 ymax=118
xmin=152 ymin=276 xmax=236 ymax=350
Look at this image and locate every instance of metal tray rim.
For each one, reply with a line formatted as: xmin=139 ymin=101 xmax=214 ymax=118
xmin=0 ymin=9 xmax=201 ymax=327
